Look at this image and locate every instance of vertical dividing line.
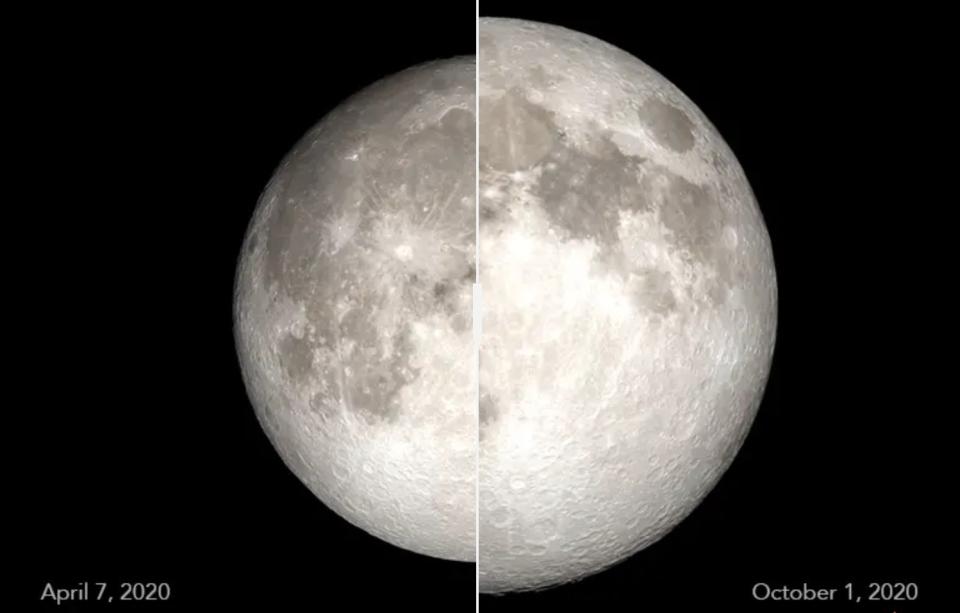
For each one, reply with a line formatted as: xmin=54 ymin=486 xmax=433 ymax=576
xmin=473 ymin=1 xmax=481 ymax=609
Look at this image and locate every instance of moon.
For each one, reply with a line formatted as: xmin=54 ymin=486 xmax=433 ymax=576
xmin=234 ymin=19 xmax=777 ymax=591
xmin=478 ymin=18 xmax=777 ymax=592
xmin=233 ymin=57 xmax=477 ymax=561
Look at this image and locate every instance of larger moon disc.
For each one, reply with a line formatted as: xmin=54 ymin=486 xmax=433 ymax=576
xmin=234 ymin=58 xmax=477 ymax=561
xmin=478 ymin=18 xmax=777 ymax=591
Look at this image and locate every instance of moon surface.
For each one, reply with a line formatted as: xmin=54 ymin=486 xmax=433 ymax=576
xmin=234 ymin=18 xmax=777 ymax=594
xmin=233 ymin=57 xmax=477 ymax=561
xmin=478 ymin=18 xmax=776 ymax=592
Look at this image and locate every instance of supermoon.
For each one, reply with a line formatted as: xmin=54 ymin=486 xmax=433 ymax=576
xmin=478 ymin=18 xmax=777 ymax=592
xmin=233 ymin=58 xmax=477 ymax=561
xmin=234 ymin=18 xmax=777 ymax=592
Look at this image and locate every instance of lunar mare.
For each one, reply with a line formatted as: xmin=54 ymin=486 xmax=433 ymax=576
xmin=234 ymin=58 xmax=477 ymax=561
xmin=478 ymin=18 xmax=777 ymax=592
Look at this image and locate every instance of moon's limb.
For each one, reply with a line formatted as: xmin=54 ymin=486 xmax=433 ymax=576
xmin=234 ymin=58 xmax=477 ymax=561
xmin=478 ymin=18 xmax=777 ymax=592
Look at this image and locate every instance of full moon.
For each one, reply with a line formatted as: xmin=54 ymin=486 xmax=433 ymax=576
xmin=234 ymin=19 xmax=777 ymax=592
xmin=478 ymin=18 xmax=776 ymax=592
xmin=234 ymin=58 xmax=477 ymax=561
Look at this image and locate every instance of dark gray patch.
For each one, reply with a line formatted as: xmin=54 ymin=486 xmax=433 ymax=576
xmin=278 ymin=333 xmax=315 ymax=381
xmin=405 ymin=273 xmax=443 ymax=310
xmin=339 ymin=320 xmax=420 ymax=423
xmin=480 ymin=89 xmax=556 ymax=172
xmin=536 ymin=133 xmax=650 ymax=244
xmin=246 ymin=232 xmax=258 ymax=254
xmin=650 ymin=170 xmax=724 ymax=262
xmin=527 ymin=66 xmax=562 ymax=91
xmin=637 ymin=98 xmax=696 ymax=153
xmin=632 ymin=268 xmax=677 ymax=314
xmin=402 ymin=268 xmax=473 ymax=334
xmin=479 ymin=392 xmax=498 ymax=425
xmin=645 ymin=167 xmax=736 ymax=304
xmin=480 ymin=202 xmax=499 ymax=222
xmin=479 ymin=390 xmax=499 ymax=442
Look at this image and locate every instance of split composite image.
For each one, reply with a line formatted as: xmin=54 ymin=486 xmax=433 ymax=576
xmin=18 ymin=2 xmax=933 ymax=611
xmin=235 ymin=15 xmax=776 ymax=595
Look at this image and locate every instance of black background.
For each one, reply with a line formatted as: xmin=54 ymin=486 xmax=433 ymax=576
xmin=11 ymin=3 xmax=942 ymax=611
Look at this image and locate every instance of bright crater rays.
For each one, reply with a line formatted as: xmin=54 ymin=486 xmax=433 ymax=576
xmin=233 ymin=18 xmax=777 ymax=594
